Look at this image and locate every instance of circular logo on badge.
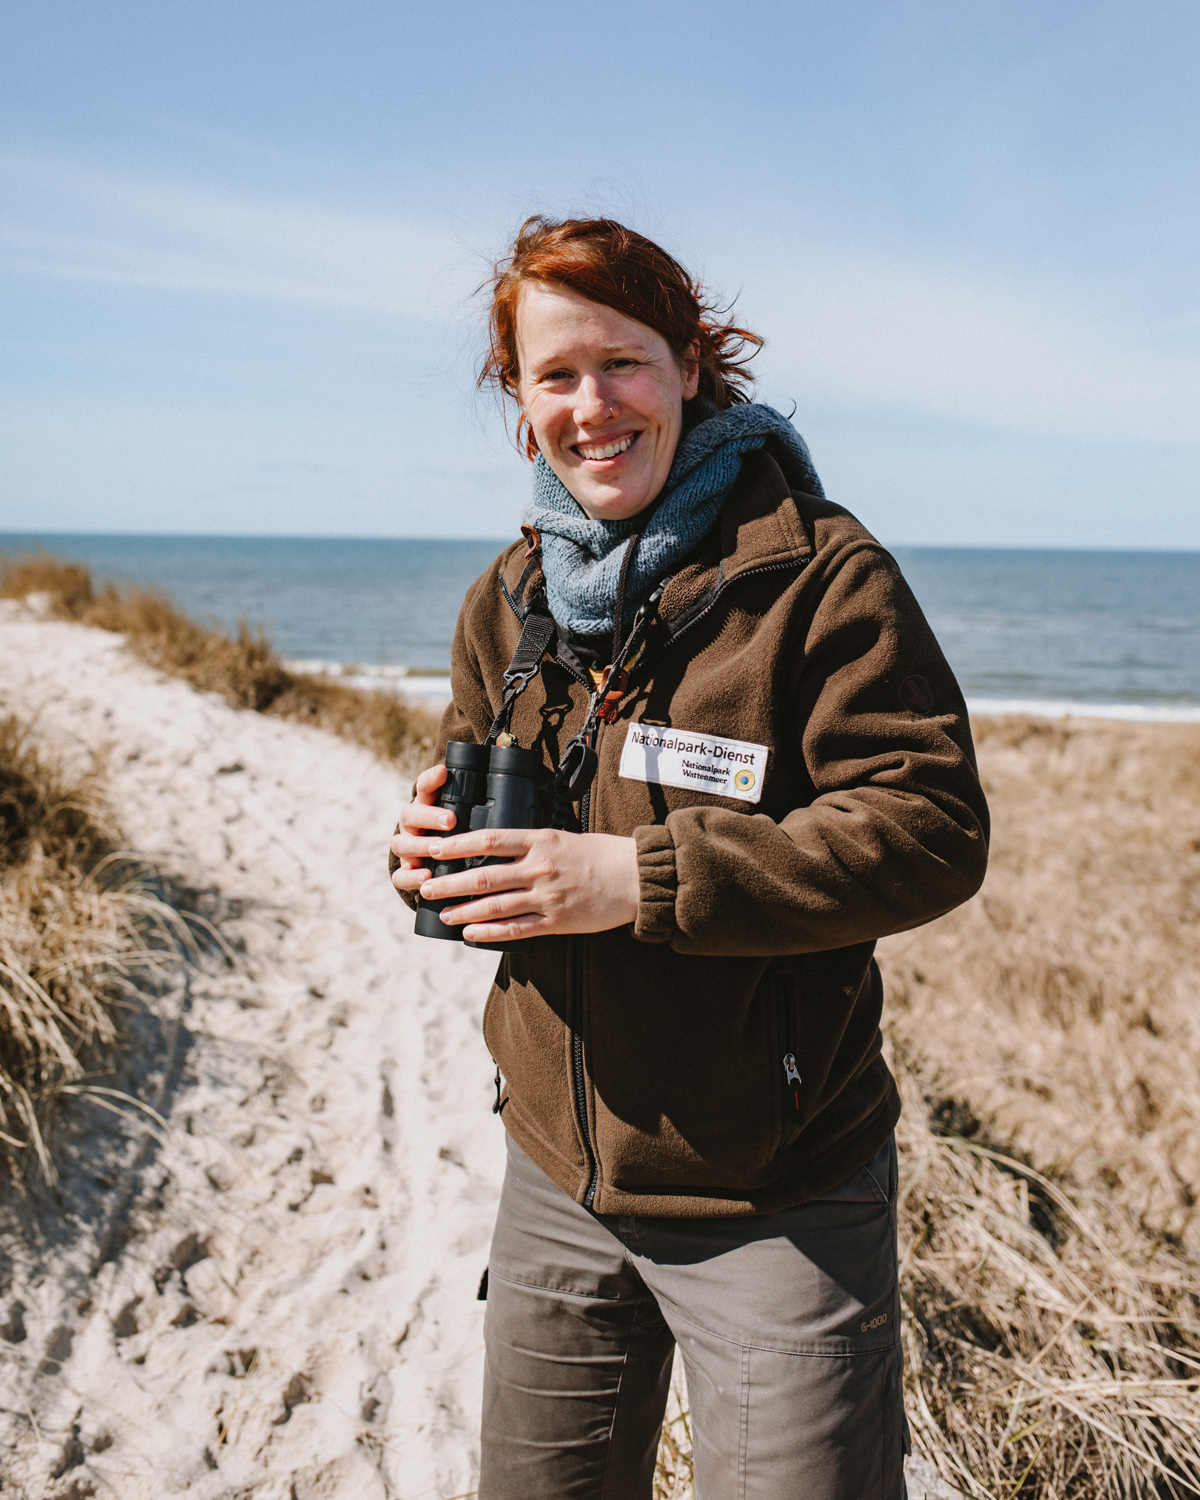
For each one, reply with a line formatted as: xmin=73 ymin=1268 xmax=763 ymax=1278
xmin=734 ymin=768 xmax=756 ymax=793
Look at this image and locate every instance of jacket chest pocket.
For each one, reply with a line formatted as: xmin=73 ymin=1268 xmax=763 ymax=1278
xmin=772 ymin=972 xmax=806 ymax=1154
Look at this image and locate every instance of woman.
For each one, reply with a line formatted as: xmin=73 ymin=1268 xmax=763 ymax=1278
xmin=390 ymin=217 xmax=989 ymax=1499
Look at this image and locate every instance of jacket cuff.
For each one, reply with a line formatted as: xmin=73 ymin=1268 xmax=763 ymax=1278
xmin=633 ymin=824 xmax=678 ymax=944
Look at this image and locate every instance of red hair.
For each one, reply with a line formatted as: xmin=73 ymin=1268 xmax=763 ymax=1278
xmin=479 ymin=216 xmax=765 ymax=460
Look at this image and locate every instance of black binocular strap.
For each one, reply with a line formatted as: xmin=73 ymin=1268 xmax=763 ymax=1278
xmin=548 ymin=567 xmax=672 ymax=826
xmin=485 ymin=595 xmax=556 ymax=745
xmin=483 ymin=540 xmax=671 ymax=821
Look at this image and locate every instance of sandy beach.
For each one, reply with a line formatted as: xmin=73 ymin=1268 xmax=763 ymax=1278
xmin=0 ymin=601 xmax=505 ymax=1498
xmin=8 ymin=600 xmax=1194 ymax=1498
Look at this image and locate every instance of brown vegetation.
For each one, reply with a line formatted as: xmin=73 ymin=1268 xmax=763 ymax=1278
xmin=890 ymin=716 xmax=1200 ymax=1250
xmin=0 ymin=715 xmax=188 ymax=1184
xmin=885 ymin=715 xmax=1200 ymax=1497
xmin=0 ymin=555 xmax=438 ymax=767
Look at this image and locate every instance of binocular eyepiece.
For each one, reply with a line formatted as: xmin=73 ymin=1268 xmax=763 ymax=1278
xmin=414 ymin=740 xmax=548 ymax=951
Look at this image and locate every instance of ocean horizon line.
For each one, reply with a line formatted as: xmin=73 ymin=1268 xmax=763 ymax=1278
xmin=4 ymin=530 xmax=1200 ymax=558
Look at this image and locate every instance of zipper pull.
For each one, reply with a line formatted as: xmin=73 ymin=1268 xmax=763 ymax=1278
xmin=782 ymin=1053 xmax=802 ymax=1113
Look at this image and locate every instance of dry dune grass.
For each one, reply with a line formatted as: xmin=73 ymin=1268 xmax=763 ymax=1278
xmin=0 ymin=715 xmax=190 ymax=1184
xmin=895 ymin=1060 xmax=1200 ymax=1498
xmin=0 ymin=555 xmax=438 ymax=768
xmin=880 ymin=715 xmax=1200 ymax=1497
xmin=886 ymin=716 xmax=1200 ymax=1252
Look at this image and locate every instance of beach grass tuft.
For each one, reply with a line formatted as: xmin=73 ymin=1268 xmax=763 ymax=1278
xmin=0 ymin=554 xmax=439 ymax=767
xmin=896 ymin=1061 xmax=1200 ymax=1498
xmin=0 ymin=715 xmax=191 ymax=1184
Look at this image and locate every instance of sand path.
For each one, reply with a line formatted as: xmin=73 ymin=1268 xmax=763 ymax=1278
xmin=0 ymin=603 xmax=502 ymax=1498
xmin=0 ymin=604 xmax=960 ymax=1500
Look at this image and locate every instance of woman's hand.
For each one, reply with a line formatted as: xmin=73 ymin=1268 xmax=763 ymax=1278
xmin=390 ymin=821 xmax=640 ymax=942
xmin=390 ymin=763 xmax=456 ymax=884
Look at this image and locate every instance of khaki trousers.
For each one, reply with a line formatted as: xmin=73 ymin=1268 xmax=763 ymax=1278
xmin=480 ymin=1133 xmax=909 ymax=1500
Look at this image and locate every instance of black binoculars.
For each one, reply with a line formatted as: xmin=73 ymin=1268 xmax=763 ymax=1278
xmin=413 ymin=740 xmax=548 ymax=951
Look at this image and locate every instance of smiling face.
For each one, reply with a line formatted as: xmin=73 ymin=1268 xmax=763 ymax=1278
xmin=514 ymin=281 xmax=700 ymax=522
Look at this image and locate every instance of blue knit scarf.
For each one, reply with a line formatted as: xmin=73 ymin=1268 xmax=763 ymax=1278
xmin=523 ymin=402 xmax=824 ymax=638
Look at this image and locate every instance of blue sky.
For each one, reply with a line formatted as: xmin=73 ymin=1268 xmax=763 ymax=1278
xmin=2 ymin=1 xmax=1197 ymax=546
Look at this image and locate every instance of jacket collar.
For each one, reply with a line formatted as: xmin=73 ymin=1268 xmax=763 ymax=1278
xmin=654 ymin=447 xmax=815 ymax=642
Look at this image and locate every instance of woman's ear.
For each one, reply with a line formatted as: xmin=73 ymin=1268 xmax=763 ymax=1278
xmin=681 ymin=341 xmax=701 ymax=401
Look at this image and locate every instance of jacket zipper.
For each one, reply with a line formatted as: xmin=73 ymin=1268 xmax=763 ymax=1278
xmin=571 ymin=931 xmax=598 ymax=1207
xmin=536 ymin=627 xmax=601 ymax=1207
xmin=658 ymin=556 xmax=808 ymax=660
xmin=563 ymin=565 xmax=804 ymax=1206
xmin=497 ymin=573 xmax=601 ymax=1206
xmin=553 ymin=648 xmax=600 ymax=1209
xmin=777 ymin=975 xmax=802 ymax=1139
xmin=664 ymin=558 xmax=811 ymax=1154
xmin=574 ymin=762 xmax=600 ymax=1207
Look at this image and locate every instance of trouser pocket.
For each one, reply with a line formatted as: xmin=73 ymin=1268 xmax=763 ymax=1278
xmin=675 ymin=1331 xmax=908 ymax=1500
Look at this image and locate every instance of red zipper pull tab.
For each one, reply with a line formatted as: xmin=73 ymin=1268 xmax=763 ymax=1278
xmin=783 ymin=1053 xmax=802 ymax=1113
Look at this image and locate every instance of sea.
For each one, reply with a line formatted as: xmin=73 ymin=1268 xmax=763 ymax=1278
xmin=3 ymin=533 xmax=1199 ymax=721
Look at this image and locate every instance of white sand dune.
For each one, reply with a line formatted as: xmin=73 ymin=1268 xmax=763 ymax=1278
xmin=0 ymin=602 xmax=502 ymax=1498
xmin=0 ymin=603 xmax=960 ymax=1500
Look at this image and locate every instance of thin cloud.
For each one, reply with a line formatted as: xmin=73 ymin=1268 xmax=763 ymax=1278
xmin=740 ymin=248 xmax=1200 ymax=446
xmin=0 ymin=151 xmax=474 ymax=319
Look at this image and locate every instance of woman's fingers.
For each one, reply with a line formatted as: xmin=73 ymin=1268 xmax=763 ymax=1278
xmin=398 ymin=798 xmax=456 ymax=839
xmin=390 ymin=823 xmax=452 ymax=872
xmin=398 ymin=821 xmax=640 ymax=937
xmin=461 ymin=914 xmax=551 ymax=942
xmin=435 ymin=885 xmax=541 ymax=927
xmin=417 ymin=830 xmax=639 ymax=936
xmin=401 ymin=829 xmax=539 ymax=898
xmin=423 ymin=827 xmax=539 ymax=863
xmin=391 ymin=762 xmax=455 ymax=871
xmin=392 ymin=861 xmax=432 ymax=891
xmin=415 ymin=869 xmax=534 ymax=907
xmin=413 ymin=762 xmax=449 ymax=802
xmin=391 ymin=808 xmax=455 ymax=858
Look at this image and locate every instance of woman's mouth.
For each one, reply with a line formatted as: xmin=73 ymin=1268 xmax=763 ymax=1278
xmin=575 ymin=432 xmax=638 ymax=462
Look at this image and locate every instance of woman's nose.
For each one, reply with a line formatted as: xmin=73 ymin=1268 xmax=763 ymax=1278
xmin=574 ymin=375 xmax=616 ymax=426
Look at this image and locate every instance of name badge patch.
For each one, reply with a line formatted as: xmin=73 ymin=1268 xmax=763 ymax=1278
xmin=619 ymin=724 xmax=769 ymax=803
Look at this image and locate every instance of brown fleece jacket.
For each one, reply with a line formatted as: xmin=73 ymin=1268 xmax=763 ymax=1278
xmin=398 ymin=445 xmax=989 ymax=1216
